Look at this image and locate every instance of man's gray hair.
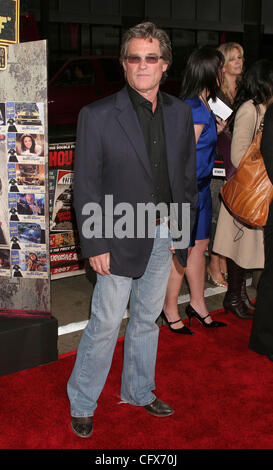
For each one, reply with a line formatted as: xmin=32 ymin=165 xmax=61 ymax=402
xmin=120 ymin=22 xmax=172 ymax=83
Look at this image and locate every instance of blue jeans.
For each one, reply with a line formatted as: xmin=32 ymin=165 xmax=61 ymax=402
xmin=67 ymin=222 xmax=172 ymax=417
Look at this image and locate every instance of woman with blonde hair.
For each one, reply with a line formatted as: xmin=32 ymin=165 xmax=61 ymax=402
xmin=217 ymin=42 xmax=244 ymax=105
xmin=208 ymin=42 xmax=244 ymax=287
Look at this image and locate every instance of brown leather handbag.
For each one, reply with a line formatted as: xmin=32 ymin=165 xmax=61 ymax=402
xmin=221 ymin=117 xmax=273 ymax=227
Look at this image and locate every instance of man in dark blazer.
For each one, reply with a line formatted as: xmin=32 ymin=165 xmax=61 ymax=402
xmin=67 ymin=22 xmax=198 ymax=438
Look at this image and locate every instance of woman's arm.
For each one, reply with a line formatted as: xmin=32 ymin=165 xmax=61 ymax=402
xmin=194 ymin=124 xmax=204 ymax=143
xmin=230 ymin=101 xmax=257 ymax=168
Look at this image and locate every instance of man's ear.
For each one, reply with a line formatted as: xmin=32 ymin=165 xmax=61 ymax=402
xmin=162 ymin=61 xmax=168 ymax=73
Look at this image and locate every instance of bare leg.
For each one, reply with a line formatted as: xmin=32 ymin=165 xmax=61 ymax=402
xmin=185 ymin=239 xmax=213 ymax=324
xmin=207 ymin=253 xmax=227 ymax=285
xmin=163 ymin=254 xmax=186 ymax=329
xmin=219 ymin=255 xmax=227 ymax=277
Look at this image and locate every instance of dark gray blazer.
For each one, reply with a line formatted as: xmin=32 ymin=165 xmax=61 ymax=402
xmin=73 ymin=86 xmax=198 ymax=277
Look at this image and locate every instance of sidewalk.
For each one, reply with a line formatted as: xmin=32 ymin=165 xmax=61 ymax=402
xmin=51 ymin=268 xmax=257 ymax=355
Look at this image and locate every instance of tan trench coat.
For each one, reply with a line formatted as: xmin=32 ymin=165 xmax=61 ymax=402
xmin=213 ymin=99 xmax=265 ymax=269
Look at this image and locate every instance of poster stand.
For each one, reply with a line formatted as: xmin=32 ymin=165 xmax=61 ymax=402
xmin=0 ymin=39 xmax=58 ymax=375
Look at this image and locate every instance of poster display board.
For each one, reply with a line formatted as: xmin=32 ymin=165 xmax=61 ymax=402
xmin=0 ymin=101 xmax=48 ymax=279
xmin=49 ymin=141 xmax=84 ymax=279
xmin=0 ymin=40 xmax=50 ymax=317
xmin=0 ymin=7 xmax=58 ymax=377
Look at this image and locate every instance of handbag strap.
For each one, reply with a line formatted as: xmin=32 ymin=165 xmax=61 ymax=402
xmin=254 ymin=105 xmax=264 ymax=137
xmin=257 ymin=116 xmax=264 ymax=134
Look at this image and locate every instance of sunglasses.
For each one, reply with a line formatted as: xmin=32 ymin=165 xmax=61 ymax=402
xmin=125 ymin=55 xmax=164 ymax=64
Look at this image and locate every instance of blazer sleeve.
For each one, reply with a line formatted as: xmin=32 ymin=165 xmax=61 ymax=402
xmin=261 ymin=102 xmax=273 ymax=185
xmin=175 ymin=104 xmax=198 ymax=267
xmin=73 ymin=105 xmax=110 ymax=259
xmin=230 ymin=101 xmax=257 ymax=168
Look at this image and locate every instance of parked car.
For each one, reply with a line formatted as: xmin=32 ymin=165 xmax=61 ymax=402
xmin=48 ymin=55 xmax=181 ymax=140
xmin=48 ymin=56 xmax=125 ymax=131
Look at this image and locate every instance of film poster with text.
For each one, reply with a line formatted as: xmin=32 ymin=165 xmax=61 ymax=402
xmin=49 ymin=142 xmax=84 ymax=278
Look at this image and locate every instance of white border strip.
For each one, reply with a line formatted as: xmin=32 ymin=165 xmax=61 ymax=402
xmin=58 ymin=278 xmax=252 ymax=336
xmin=58 ymin=320 xmax=89 ymax=336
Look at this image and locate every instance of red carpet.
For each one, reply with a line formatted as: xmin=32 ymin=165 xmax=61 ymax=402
xmin=1 ymin=308 xmax=273 ymax=450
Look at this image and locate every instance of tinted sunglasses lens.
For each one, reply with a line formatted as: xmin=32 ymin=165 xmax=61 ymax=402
xmin=145 ymin=56 xmax=159 ymax=64
xmin=126 ymin=56 xmax=160 ymax=64
xmin=127 ymin=56 xmax=141 ymax=64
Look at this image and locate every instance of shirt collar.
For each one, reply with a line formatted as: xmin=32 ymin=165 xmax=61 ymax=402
xmin=127 ymin=84 xmax=163 ymax=111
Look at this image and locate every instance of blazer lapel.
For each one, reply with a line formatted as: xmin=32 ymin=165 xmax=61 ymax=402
xmin=115 ymin=88 xmax=153 ymax=180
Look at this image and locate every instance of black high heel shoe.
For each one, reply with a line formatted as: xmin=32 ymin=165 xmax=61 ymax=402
xmin=185 ymin=304 xmax=227 ymax=329
xmin=161 ymin=310 xmax=194 ymax=335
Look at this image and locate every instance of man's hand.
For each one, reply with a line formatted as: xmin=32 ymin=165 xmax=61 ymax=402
xmin=89 ymin=252 xmax=110 ymax=275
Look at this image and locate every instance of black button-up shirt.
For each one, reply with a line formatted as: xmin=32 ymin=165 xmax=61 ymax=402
xmin=127 ymin=85 xmax=173 ymax=215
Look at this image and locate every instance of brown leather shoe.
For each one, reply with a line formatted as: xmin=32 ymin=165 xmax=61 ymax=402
xmin=71 ymin=416 xmax=93 ymax=438
xmin=144 ymin=398 xmax=174 ymax=417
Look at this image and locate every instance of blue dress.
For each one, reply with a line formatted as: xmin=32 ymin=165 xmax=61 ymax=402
xmin=185 ymin=97 xmax=217 ymax=245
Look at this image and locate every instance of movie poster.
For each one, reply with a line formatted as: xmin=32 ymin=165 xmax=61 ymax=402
xmin=0 ymin=132 xmax=10 ymax=276
xmin=0 ymin=101 xmax=48 ymax=278
xmin=50 ymin=169 xmax=74 ymax=232
xmin=49 ymin=142 xmax=84 ymax=278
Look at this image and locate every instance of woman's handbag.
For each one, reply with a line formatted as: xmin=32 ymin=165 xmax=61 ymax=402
xmin=221 ymin=117 xmax=273 ymax=227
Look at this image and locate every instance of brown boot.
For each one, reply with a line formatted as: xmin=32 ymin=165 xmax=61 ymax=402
xmin=241 ymin=272 xmax=255 ymax=312
xmin=223 ymin=258 xmax=253 ymax=319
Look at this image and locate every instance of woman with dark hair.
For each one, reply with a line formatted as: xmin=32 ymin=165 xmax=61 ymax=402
xmin=249 ymin=99 xmax=273 ymax=361
xmin=213 ymin=59 xmax=273 ymax=320
xmin=20 ymin=134 xmax=43 ymax=156
xmin=162 ymin=46 xmax=227 ymax=333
